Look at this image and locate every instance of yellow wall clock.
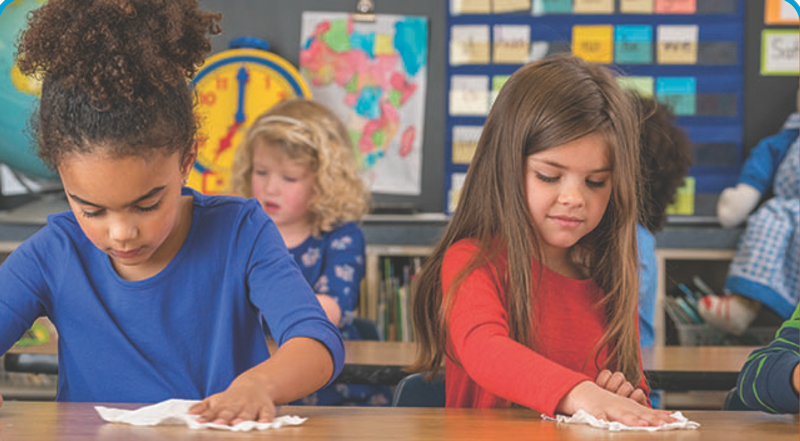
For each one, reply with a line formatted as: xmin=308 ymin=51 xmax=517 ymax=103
xmin=189 ymin=38 xmax=312 ymax=195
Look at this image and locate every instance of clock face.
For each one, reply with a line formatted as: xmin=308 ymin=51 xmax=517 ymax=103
xmin=189 ymin=48 xmax=311 ymax=195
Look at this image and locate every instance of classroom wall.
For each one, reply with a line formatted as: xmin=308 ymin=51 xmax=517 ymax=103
xmin=197 ymin=0 xmax=797 ymax=214
xmin=197 ymin=0 xmax=447 ymax=213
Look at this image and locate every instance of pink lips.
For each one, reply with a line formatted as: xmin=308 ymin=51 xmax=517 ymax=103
xmin=549 ymin=216 xmax=583 ymax=228
xmin=110 ymin=248 xmax=142 ymax=259
xmin=263 ymin=202 xmax=279 ymax=214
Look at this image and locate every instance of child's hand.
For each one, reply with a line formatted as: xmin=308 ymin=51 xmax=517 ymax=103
xmin=594 ymin=370 xmax=648 ymax=406
xmin=0 ymin=391 xmax=3 ymax=409
xmin=188 ymin=372 xmax=276 ymax=426
xmin=557 ymin=381 xmax=676 ymax=427
xmin=792 ymin=364 xmax=799 ymax=395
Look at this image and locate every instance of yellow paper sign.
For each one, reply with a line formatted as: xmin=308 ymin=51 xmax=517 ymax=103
xmin=493 ymin=0 xmax=532 ymax=13
xmin=452 ymin=126 xmax=482 ymax=165
xmin=657 ymin=25 xmax=698 ymax=64
xmin=450 ymin=25 xmax=491 ymax=65
xmin=573 ymin=0 xmax=615 ymax=14
xmin=572 ymin=25 xmax=614 ymax=64
xmin=450 ymin=0 xmax=492 ymax=14
xmin=493 ymin=25 xmax=531 ymax=64
xmin=620 ymin=0 xmax=653 ymax=14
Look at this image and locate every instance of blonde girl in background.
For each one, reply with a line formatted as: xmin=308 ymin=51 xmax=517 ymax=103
xmin=410 ymin=54 xmax=676 ymax=426
xmin=232 ymin=98 xmax=390 ymax=405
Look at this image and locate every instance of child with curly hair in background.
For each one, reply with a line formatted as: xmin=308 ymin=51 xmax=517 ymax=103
xmin=232 ymin=98 xmax=391 ymax=406
xmin=0 ymin=0 xmax=343 ymax=425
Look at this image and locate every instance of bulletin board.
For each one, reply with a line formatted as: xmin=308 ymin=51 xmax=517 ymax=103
xmin=444 ymin=0 xmax=747 ymax=215
xmin=197 ymin=0 xmax=795 ymax=215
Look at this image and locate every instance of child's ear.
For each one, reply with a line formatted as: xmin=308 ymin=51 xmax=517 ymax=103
xmin=180 ymin=141 xmax=198 ymax=179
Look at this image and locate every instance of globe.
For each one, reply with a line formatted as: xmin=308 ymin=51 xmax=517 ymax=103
xmin=0 ymin=0 xmax=56 ymax=179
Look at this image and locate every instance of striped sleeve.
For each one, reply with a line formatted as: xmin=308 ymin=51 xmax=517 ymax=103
xmin=736 ymin=305 xmax=799 ymax=413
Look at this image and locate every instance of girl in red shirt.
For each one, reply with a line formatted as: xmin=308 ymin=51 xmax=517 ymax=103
xmin=411 ymin=55 xmax=675 ymax=427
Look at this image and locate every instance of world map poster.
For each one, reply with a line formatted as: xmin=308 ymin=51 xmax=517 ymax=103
xmin=300 ymin=12 xmax=428 ymax=195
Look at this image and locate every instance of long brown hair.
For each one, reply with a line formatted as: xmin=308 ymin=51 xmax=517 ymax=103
xmin=411 ymin=54 xmax=643 ymax=386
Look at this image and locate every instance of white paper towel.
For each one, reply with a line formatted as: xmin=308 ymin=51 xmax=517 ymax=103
xmin=543 ymin=410 xmax=700 ymax=431
xmin=95 ymin=399 xmax=306 ymax=432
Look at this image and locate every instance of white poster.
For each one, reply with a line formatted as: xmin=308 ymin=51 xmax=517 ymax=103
xmin=300 ymin=12 xmax=428 ymax=195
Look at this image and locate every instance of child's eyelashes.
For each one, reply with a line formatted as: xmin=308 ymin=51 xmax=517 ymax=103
xmin=586 ymin=179 xmax=607 ymax=188
xmin=136 ymin=201 xmax=161 ymax=213
xmin=79 ymin=201 xmax=160 ymax=218
xmin=534 ymin=172 xmax=607 ymax=188
xmin=81 ymin=209 xmax=104 ymax=218
xmin=535 ymin=172 xmax=558 ymax=183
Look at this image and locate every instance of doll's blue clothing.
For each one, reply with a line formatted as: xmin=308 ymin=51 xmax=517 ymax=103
xmin=726 ymin=114 xmax=800 ymax=319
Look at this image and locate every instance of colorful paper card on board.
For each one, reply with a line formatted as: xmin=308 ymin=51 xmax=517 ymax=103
xmin=615 ymin=25 xmax=653 ymax=64
xmin=450 ymin=25 xmax=490 ymax=65
xmin=452 ymin=126 xmax=482 ymax=165
xmin=491 ymin=75 xmax=512 ymax=107
xmin=493 ymin=25 xmax=531 ymax=64
xmin=656 ymin=77 xmax=696 ymax=115
xmin=657 ymin=25 xmax=698 ymax=64
xmin=761 ymin=29 xmax=800 ymax=76
xmin=450 ymin=75 xmax=490 ymax=116
xmin=765 ymin=0 xmax=799 ymax=25
xmin=618 ymin=76 xmax=654 ymax=97
xmin=573 ymin=0 xmax=614 ymax=14
xmin=532 ymin=0 xmax=573 ymax=14
xmin=450 ymin=0 xmax=491 ymax=15
xmin=620 ymin=0 xmax=654 ymax=14
xmin=666 ymin=177 xmax=695 ymax=215
xmin=654 ymin=0 xmax=696 ymax=14
xmin=572 ymin=25 xmax=614 ymax=63
xmin=493 ymin=0 xmax=532 ymax=13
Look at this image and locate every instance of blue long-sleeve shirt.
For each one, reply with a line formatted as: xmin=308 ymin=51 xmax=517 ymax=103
xmin=736 ymin=304 xmax=799 ymax=413
xmin=0 ymin=188 xmax=344 ymax=402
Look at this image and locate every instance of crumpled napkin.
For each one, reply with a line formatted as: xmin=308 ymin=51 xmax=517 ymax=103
xmin=95 ymin=398 xmax=306 ymax=432
xmin=542 ymin=410 xmax=700 ymax=432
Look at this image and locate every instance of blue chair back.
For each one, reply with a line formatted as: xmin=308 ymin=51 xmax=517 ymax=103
xmin=352 ymin=317 xmax=381 ymax=341
xmin=392 ymin=372 xmax=446 ymax=407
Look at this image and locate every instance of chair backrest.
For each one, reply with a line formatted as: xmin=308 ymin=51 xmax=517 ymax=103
xmin=392 ymin=372 xmax=446 ymax=407
xmin=352 ymin=317 xmax=381 ymax=341
xmin=722 ymin=387 xmax=750 ymax=411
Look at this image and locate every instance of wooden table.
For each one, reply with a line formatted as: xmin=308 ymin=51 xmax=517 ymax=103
xmin=5 ymin=341 xmax=757 ymax=391
xmin=0 ymin=402 xmax=796 ymax=441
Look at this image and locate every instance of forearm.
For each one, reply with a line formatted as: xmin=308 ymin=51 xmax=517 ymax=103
xmin=236 ymin=337 xmax=334 ymax=404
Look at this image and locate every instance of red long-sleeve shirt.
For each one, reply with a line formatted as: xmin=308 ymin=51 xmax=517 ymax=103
xmin=443 ymin=240 xmax=647 ymax=416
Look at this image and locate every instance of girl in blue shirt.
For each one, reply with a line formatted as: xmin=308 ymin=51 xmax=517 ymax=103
xmin=233 ymin=98 xmax=391 ymax=405
xmin=0 ymin=0 xmax=343 ymax=426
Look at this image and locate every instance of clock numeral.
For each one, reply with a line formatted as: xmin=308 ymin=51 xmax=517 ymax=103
xmin=264 ymin=76 xmax=271 ymax=90
xmin=216 ymin=77 xmax=229 ymax=90
xmin=277 ymin=90 xmax=287 ymax=101
xmin=199 ymin=91 xmax=217 ymax=106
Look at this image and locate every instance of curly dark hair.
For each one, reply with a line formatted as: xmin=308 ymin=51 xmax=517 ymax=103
xmin=15 ymin=0 xmax=222 ymax=168
xmin=636 ymin=94 xmax=693 ymax=232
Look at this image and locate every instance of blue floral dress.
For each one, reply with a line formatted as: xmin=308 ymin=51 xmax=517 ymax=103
xmin=289 ymin=222 xmax=391 ymax=406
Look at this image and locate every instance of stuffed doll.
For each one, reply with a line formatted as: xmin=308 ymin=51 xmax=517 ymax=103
xmin=702 ymin=108 xmax=799 ymax=336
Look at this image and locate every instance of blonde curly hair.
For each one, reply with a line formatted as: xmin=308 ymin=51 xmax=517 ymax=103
xmin=231 ymin=99 xmax=371 ymax=236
